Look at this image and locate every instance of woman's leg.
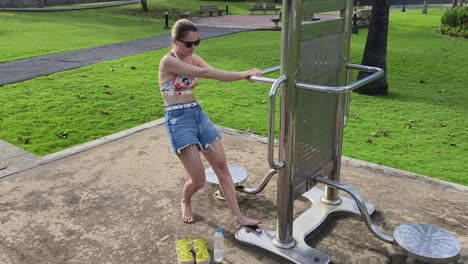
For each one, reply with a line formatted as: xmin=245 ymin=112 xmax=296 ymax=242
xmin=177 ymin=144 xmax=206 ymax=223
xmin=202 ymin=140 xmax=262 ymax=228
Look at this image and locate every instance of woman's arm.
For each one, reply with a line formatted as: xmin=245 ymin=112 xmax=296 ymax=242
xmin=160 ymin=55 xmax=261 ymax=82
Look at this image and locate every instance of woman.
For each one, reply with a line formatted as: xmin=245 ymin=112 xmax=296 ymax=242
xmin=158 ymin=19 xmax=262 ymax=228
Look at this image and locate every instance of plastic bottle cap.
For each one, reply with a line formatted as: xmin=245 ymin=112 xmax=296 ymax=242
xmin=216 ymin=228 xmax=222 ymax=233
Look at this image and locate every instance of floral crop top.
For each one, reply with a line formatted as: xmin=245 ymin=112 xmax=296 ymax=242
xmin=160 ymin=50 xmax=199 ymax=96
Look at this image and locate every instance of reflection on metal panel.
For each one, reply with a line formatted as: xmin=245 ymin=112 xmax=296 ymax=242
xmin=301 ymin=19 xmax=344 ymax=40
xmin=302 ymin=0 xmax=346 ymax=14
xmin=292 ymin=33 xmax=343 ymax=195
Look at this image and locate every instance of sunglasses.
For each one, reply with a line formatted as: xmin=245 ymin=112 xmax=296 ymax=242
xmin=177 ymin=38 xmax=201 ymax=48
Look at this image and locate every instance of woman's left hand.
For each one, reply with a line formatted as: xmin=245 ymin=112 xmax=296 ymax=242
xmin=244 ymin=68 xmax=262 ymax=82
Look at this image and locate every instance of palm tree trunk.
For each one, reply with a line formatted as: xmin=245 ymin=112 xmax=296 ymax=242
xmin=141 ymin=0 xmax=149 ymax=12
xmin=354 ymin=0 xmax=390 ymax=95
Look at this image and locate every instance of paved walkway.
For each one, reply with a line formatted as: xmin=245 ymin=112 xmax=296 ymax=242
xmin=0 ymin=0 xmax=138 ymax=11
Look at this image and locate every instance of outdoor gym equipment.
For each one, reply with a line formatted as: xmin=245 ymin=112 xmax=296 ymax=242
xmin=205 ymin=0 xmax=461 ymax=263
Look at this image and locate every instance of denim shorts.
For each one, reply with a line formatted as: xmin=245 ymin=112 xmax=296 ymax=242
xmin=164 ymin=102 xmax=222 ymax=154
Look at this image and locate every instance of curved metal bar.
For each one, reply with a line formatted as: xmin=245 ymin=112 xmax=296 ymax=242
xmin=268 ymin=75 xmax=287 ymax=170
xmin=249 ymin=65 xmax=281 ymax=84
xmin=296 ymin=64 xmax=384 ymax=94
xmin=250 ymin=76 xmax=278 ymax=84
xmin=262 ymin=65 xmax=281 ymax=75
xmin=315 ymin=176 xmax=396 ymax=245
xmin=235 ymin=169 xmax=278 ymax=195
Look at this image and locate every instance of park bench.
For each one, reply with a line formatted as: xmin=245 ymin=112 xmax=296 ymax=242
xmin=249 ymin=3 xmax=281 ymax=15
xmin=179 ymin=12 xmax=192 ymax=20
xmin=271 ymin=12 xmax=282 ymax=28
xmin=199 ymin=5 xmax=224 ymax=17
xmin=356 ymin=6 xmax=372 ymax=27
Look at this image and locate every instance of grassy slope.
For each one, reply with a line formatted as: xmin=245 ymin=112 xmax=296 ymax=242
xmin=0 ymin=0 xmax=257 ymax=63
xmin=345 ymin=8 xmax=468 ymax=184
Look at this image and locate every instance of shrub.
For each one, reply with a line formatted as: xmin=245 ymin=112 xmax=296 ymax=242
xmin=441 ymin=6 xmax=468 ymax=38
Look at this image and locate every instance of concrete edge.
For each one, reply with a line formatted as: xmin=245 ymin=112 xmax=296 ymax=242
xmin=0 ymin=118 xmax=165 ymax=179
xmin=0 ymin=0 xmax=138 ymax=12
xmin=2 ymin=120 xmax=467 ymax=196
xmin=216 ymin=126 xmax=468 ymax=196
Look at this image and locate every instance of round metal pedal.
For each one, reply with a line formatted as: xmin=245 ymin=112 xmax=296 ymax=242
xmin=205 ymin=165 xmax=247 ymax=187
xmin=394 ymin=223 xmax=461 ymax=263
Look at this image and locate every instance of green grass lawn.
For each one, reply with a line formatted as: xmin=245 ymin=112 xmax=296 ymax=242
xmin=0 ymin=0 xmax=262 ymax=63
xmin=1 ymin=8 xmax=467 ymax=185
xmin=0 ymin=7 xmax=167 ymax=63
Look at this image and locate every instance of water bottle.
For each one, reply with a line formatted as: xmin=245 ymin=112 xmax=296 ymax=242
xmin=214 ymin=227 xmax=224 ymax=262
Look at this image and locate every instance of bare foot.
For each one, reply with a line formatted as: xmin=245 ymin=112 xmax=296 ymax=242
xmin=181 ymin=200 xmax=194 ymax=224
xmin=235 ymin=216 xmax=262 ymax=229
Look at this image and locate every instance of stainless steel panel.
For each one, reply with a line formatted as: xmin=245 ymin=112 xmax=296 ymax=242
xmin=291 ymin=34 xmax=343 ymax=194
xmin=301 ymin=18 xmax=344 ymax=40
xmin=299 ymin=33 xmax=343 ymax=85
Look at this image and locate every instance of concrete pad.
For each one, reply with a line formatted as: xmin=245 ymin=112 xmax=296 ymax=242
xmin=0 ymin=124 xmax=466 ymax=264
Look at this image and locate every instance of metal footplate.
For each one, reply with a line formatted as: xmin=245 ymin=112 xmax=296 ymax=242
xmin=205 ymin=165 xmax=248 ymax=200
xmin=394 ymin=223 xmax=461 ymax=263
xmin=236 ymin=227 xmax=331 ymax=264
xmin=236 ymin=186 xmax=375 ymax=264
xmin=297 ymin=186 xmax=375 ymax=236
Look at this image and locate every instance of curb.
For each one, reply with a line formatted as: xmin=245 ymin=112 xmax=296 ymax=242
xmin=2 ymin=121 xmax=467 ymax=195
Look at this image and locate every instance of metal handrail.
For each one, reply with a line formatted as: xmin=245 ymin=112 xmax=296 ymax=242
xmin=249 ymin=65 xmax=281 ymax=84
xmin=236 ymin=169 xmax=278 ymax=194
xmin=248 ymin=66 xmax=286 ymax=170
xmin=296 ymin=64 xmax=384 ymax=94
xmin=268 ymin=75 xmax=287 ymax=170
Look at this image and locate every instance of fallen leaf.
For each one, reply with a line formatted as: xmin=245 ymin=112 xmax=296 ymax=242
xmin=380 ymin=129 xmax=388 ymax=136
xmin=18 ymin=136 xmax=30 ymax=144
xmin=432 ymin=149 xmax=441 ymax=154
xmin=100 ymin=111 xmax=110 ymax=116
xmin=57 ymin=132 xmax=68 ymax=139
xmin=448 ymin=132 xmax=455 ymax=137
xmin=366 ymin=139 xmax=373 ymax=144
xmin=371 ymin=132 xmax=377 ymax=137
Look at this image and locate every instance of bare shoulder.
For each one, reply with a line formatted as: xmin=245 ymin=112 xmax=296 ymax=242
xmin=159 ymin=53 xmax=176 ymax=69
xmin=189 ymin=54 xmax=205 ymax=66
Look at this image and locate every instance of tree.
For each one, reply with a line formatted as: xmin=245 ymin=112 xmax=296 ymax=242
xmin=452 ymin=0 xmax=459 ymax=8
xmin=354 ymin=0 xmax=390 ymax=95
xmin=140 ymin=0 xmax=149 ymax=12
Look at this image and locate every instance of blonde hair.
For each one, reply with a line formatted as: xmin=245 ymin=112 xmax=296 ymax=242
xmin=171 ymin=19 xmax=198 ymax=41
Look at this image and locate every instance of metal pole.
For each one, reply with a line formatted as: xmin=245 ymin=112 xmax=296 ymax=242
xmin=402 ymin=0 xmax=406 ymax=12
xmin=164 ymin=10 xmax=170 ymax=30
xmin=226 ymin=1 xmax=229 ymax=14
xmin=272 ymin=0 xmax=301 ymax=249
xmin=323 ymin=0 xmax=354 ymax=204
xmin=352 ymin=8 xmax=358 ymax=34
